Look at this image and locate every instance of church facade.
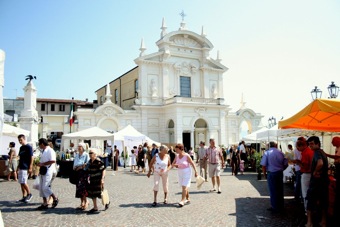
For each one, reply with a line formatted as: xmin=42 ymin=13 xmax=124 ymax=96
xmin=75 ymin=19 xmax=263 ymax=149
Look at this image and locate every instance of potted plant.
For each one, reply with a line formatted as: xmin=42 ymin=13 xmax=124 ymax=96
xmin=254 ymin=151 xmax=262 ymax=180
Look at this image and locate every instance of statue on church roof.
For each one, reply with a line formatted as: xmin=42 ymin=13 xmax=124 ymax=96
xmin=25 ymin=75 xmax=37 ymax=82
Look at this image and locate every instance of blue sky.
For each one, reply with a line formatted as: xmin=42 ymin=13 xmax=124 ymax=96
xmin=1 ymin=0 xmax=340 ymax=127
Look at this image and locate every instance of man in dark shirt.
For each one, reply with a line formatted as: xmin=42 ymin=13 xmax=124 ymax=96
xmin=151 ymin=143 xmax=159 ymax=159
xmin=306 ymin=136 xmax=329 ymax=227
xmin=17 ymin=134 xmax=34 ymax=203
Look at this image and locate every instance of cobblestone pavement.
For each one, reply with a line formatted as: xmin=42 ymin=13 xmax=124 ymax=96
xmin=0 ymin=166 xmax=305 ymax=227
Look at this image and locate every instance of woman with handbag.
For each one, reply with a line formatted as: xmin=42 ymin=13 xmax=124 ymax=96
xmin=7 ymin=142 xmax=18 ymax=181
xmin=36 ymin=138 xmax=59 ymax=210
xmin=86 ymin=148 xmax=107 ymax=213
xmin=73 ymin=142 xmax=90 ymax=210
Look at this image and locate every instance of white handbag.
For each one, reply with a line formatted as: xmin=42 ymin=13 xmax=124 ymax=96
xmin=196 ymin=175 xmax=205 ymax=190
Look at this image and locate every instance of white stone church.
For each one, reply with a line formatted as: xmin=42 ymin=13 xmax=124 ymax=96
xmin=75 ymin=18 xmax=263 ymax=149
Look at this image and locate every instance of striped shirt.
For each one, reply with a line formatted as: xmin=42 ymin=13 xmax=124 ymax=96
xmin=205 ymin=146 xmax=222 ymax=164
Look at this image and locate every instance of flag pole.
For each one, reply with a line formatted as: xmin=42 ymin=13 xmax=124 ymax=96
xmin=70 ymin=97 xmax=74 ymax=133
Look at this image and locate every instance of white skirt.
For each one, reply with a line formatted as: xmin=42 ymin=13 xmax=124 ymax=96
xmin=177 ymin=167 xmax=192 ymax=187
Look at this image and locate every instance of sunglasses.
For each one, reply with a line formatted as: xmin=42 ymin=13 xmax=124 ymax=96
xmin=89 ymin=152 xmax=94 ymax=154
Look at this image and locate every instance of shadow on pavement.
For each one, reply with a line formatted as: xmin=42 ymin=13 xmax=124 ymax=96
xmin=119 ymin=202 xmax=180 ymax=208
xmin=235 ymin=196 xmax=306 ymax=226
xmin=41 ymin=207 xmax=85 ymax=215
xmin=232 ymin=172 xmax=295 ymax=198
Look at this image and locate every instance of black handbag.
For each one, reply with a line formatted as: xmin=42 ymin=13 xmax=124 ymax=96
xmin=39 ymin=166 xmax=48 ymax=175
xmin=69 ymin=170 xmax=78 ymax=185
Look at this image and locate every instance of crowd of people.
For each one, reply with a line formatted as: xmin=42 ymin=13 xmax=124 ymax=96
xmin=260 ymin=136 xmax=340 ymax=227
xmin=4 ymin=134 xmax=340 ymax=225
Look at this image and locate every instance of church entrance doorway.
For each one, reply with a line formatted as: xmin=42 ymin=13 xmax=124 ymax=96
xmin=182 ymin=132 xmax=190 ymax=152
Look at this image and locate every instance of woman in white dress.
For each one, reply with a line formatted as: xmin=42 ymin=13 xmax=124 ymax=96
xmin=172 ymin=143 xmax=198 ymax=207
xmin=147 ymin=145 xmax=171 ymax=206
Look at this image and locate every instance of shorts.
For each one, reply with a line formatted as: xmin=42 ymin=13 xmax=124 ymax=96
xmin=209 ymin=163 xmax=221 ymax=178
xmin=18 ymin=170 xmax=28 ymax=184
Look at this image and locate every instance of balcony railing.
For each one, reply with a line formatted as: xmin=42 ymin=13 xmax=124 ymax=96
xmin=163 ymin=96 xmax=224 ymax=105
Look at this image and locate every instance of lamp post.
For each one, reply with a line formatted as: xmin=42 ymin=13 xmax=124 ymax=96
xmin=327 ymin=81 xmax=339 ymax=99
xmin=268 ymin=116 xmax=276 ymax=128
xmin=311 ymin=86 xmax=322 ymax=100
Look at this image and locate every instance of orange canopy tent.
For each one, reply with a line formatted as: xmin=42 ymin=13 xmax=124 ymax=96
xmin=278 ymin=99 xmax=340 ymax=132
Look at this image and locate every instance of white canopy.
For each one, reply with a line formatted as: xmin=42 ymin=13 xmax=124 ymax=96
xmin=61 ymin=126 xmax=115 ymax=151
xmin=113 ymin=125 xmax=160 ymax=146
xmin=62 ymin=126 xmax=115 ymax=140
xmin=113 ymin=125 xmax=146 ymax=141
xmin=1 ymin=124 xmax=30 ymax=155
xmin=242 ymin=127 xmax=269 ymax=142
xmin=256 ymin=125 xmax=301 ymax=141
xmin=2 ymin=124 xmax=30 ymax=137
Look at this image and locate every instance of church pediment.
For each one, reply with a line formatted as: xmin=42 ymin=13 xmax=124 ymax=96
xmin=157 ymin=30 xmax=213 ymax=50
xmin=204 ymin=59 xmax=228 ymax=71
xmin=94 ymin=103 xmax=124 ymax=117
xmin=135 ymin=52 xmax=163 ymax=62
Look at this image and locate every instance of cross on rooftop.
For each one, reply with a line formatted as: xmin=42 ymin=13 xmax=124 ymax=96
xmin=179 ymin=10 xmax=186 ymax=21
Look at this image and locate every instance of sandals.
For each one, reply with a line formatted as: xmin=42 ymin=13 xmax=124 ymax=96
xmin=52 ymin=198 xmax=59 ymax=208
xmin=105 ymin=202 xmax=110 ymax=211
xmin=178 ymin=201 xmax=184 ymax=207
xmin=164 ymin=199 xmax=167 ymax=204
xmin=88 ymin=208 xmax=99 ymax=214
xmin=151 ymin=202 xmax=157 ymax=207
xmin=36 ymin=204 xmax=48 ymax=210
xmin=209 ymin=189 xmax=217 ymax=192
xmin=185 ymin=199 xmax=190 ymax=204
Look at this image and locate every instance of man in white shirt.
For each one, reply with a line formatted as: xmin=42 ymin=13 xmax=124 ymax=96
xmin=196 ymin=141 xmax=208 ymax=182
xmin=36 ymin=138 xmax=59 ymax=210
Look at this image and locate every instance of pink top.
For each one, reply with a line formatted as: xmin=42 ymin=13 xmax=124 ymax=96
xmin=175 ymin=154 xmax=190 ymax=169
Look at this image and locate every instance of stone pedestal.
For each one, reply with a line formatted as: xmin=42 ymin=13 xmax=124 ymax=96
xmin=19 ymin=80 xmax=38 ymax=148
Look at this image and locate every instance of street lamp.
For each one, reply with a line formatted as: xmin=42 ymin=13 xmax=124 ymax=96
xmin=268 ymin=116 xmax=276 ymax=128
xmin=327 ymin=81 xmax=339 ymax=99
xmin=311 ymin=86 xmax=322 ymax=100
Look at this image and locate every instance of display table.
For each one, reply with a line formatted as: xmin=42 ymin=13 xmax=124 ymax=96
xmin=57 ymin=160 xmax=74 ymax=178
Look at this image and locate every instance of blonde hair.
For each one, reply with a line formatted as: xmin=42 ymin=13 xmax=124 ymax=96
xmin=160 ymin=145 xmax=168 ymax=152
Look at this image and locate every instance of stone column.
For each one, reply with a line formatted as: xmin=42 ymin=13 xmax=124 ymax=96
xmin=0 ymin=49 xmax=5 ymax=151
xmin=19 ymin=80 xmax=39 ymax=148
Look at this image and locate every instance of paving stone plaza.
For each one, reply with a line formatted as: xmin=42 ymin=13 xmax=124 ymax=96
xmin=0 ymin=167 xmax=304 ymax=227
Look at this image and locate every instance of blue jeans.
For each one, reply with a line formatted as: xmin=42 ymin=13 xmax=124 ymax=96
xmin=294 ymin=170 xmax=302 ymax=201
xmin=267 ymin=171 xmax=284 ymax=211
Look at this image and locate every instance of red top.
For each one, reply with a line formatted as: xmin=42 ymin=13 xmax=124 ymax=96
xmin=300 ymin=147 xmax=314 ymax=173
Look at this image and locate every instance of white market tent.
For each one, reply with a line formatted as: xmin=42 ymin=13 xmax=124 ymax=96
xmin=113 ymin=125 xmax=160 ymax=166
xmin=256 ymin=125 xmax=301 ymax=141
xmin=1 ymin=124 xmax=30 ymax=155
xmin=61 ymin=126 xmax=115 ymax=151
xmin=113 ymin=124 xmax=160 ymax=146
xmin=242 ymin=127 xmax=269 ymax=142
